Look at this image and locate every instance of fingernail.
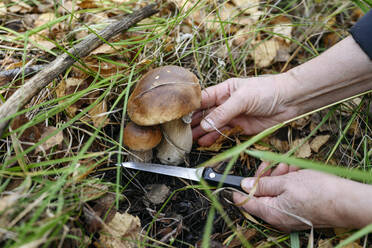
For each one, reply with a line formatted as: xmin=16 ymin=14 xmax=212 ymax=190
xmin=200 ymin=118 xmax=214 ymax=131
xmin=241 ymin=178 xmax=255 ymax=191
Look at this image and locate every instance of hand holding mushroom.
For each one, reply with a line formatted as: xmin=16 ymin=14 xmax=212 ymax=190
xmin=124 ymin=66 xmax=201 ymax=165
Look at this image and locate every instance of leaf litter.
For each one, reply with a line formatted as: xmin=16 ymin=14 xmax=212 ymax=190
xmin=0 ymin=0 xmax=369 ymax=247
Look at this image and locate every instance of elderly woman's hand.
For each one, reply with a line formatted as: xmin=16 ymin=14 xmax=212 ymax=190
xmin=191 ymin=74 xmax=297 ymax=147
xmin=233 ymin=162 xmax=372 ymax=231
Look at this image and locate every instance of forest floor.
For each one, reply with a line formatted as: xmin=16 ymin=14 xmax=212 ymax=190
xmin=0 ymin=0 xmax=371 ymax=247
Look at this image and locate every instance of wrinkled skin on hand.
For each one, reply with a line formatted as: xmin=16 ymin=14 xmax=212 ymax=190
xmin=233 ymin=162 xmax=372 ymax=232
xmin=192 ymin=75 xmax=297 ymax=147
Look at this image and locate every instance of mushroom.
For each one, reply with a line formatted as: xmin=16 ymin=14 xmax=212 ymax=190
xmin=123 ymin=121 xmax=162 ymax=162
xmin=127 ymin=65 xmax=201 ymax=165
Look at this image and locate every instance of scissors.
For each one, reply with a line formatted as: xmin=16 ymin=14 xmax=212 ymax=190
xmin=120 ymin=162 xmax=244 ymax=190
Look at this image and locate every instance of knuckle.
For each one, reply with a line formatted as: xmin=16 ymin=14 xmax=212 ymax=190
xmin=210 ymin=107 xmax=226 ymax=124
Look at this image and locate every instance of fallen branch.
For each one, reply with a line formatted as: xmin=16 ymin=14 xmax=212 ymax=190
xmin=0 ymin=65 xmax=45 ymax=84
xmin=0 ymin=4 xmax=158 ymax=136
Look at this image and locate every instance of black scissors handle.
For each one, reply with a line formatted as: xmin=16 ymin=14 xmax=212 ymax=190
xmin=202 ymin=167 xmax=244 ymax=191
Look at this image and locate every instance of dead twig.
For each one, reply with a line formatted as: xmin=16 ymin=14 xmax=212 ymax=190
xmin=0 ymin=65 xmax=45 ymax=85
xmin=0 ymin=4 xmax=159 ymax=136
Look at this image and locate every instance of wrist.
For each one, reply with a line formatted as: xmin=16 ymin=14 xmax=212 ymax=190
xmin=279 ymin=36 xmax=372 ymax=117
xmin=337 ymin=180 xmax=372 ymax=228
xmin=272 ymin=72 xmax=301 ymax=119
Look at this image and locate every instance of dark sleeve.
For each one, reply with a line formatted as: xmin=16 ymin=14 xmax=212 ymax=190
xmin=350 ymin=10 xmax=372 ymax=60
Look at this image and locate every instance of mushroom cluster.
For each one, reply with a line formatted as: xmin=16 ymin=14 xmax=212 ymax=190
xmin=123 ymin=65 xmax=201 ymax=165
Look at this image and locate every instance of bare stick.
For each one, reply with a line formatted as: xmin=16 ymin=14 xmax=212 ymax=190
xmin=0 ymin=65 xmax=45 ymax=84
xmin=0 ymin=4 xmax=158 ymax=136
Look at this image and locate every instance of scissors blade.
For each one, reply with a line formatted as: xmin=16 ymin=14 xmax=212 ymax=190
xmin=120 ymin=162 xmax=205 ymax=182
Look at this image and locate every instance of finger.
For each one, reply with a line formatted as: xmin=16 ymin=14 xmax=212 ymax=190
xmin=289 ymin=165 xmax=300 ymax=172
xmin=200 ymin=81 xmax=232 ymax=109
xmin=233 ymin=192 xmax=276 ymax=222
xmin=271 ymin=163 xmax=289 ymax=176
xmin=241 ymin=176 xmax=285 ymax=197
xmin=197 ymin=126 xmax=231 ymax=147
xmin=255 ymin=162 xmax=272 ymax=177
xmin=191 ymin=108 xmax=214 ymax=127
xmin=200 ymin=95 xmax=244 ymax=132
xmin=192 ymin=125 xmax=207 ymax=141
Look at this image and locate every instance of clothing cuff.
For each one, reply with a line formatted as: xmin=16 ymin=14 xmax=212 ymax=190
xmin=350 ymin=10 xmax=372 ymax=60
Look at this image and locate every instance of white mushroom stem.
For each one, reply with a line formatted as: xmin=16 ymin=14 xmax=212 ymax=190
xmin=127 ymin=149 xmax=153 ymax=163
xmin=156 ymin=118 xmax=193 ymax=165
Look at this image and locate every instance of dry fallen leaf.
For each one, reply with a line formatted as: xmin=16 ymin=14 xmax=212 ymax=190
xmin=145 ymin=184 xmax=170 ymax=205
xmin=270 ymin=137 xmax=289 ymax=153
xmin=252 ymin=39 xmax=280 ymax=68
xmin=0 ymin=2 xmax=7 ymax=16
xmin=0 ymin=193 xmax=21 ymax=212
xmin=91 ymin=43 xmax=118 ymax=55
xmin=232 ymin=26 xmax=254 ymax=47
xmin=99 ymin=212 xmax=141 ymax=248
xmin=80 ymin=183 xmax=109 ymax=202
xmin=271 ymin=16 xmax=292 ymax=43
xmin=34 ymin=12 xmax=55 ymax=28
xmin=89 ymin=99 xmax=109 ymax=128
xmin=323 ymin=33 xmax=341 ymax=48
xmin=173 ymin=0 xmax=205 ymax=25
xmin=197 ymin=126 xmax=244 ymax=152
xmin=232 ymin=0 xmax=260 ymax=16
xmin=224 ymin=227 xmax=257 ymax=248
xmin=291 ymin=138 xmax=312 ymax=158
xmin=310 ymin=135 xmax=330 ymax=153
xmin=318 ymin=239 xmax=333 ymax=248
xmin=8 ymin=0 xmax=33 ymax=13
xmin=275 ymin=40 xmax=291 ymax=62
xmin=35 ymin=126 xmax=63 ymax=153
xmin=290 ymin=116 xmax=310 ymax=129
xmin=339 ymin=241 xmax=362 ymax=248
xmin=56 ymin=77 xmax=88 ymax=116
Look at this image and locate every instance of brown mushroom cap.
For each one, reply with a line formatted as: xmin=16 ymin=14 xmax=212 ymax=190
xmin=127 ymin=66 xmax=201 ymax=126
xmin=123 ymin=122 xmax=162 ymax=151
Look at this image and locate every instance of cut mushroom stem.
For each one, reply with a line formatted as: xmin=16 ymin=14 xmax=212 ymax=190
xmin=157 ymin=118 xmax=193 ymax=165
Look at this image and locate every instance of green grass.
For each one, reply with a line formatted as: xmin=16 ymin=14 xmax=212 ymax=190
xmin=0 ymin=0 xmax=371 ymax=247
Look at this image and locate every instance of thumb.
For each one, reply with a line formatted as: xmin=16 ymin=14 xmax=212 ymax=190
xmin=200 ymin=96 xmax=243 ymax=132
xmin=241 ymin=176 xmax=285 ymax=197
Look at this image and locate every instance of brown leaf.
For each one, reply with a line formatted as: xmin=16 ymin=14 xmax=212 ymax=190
xmin=145 ymin=184 xmax=170 ymax=205
xmin=310 ymin=135 xmax=330 ymax=153
xmin=91 ymin=44 xmax=118 ymax=55
xmin=99 ymin=212 xmax=141 ymax=248
xmin=80 ymin=183 xmax=109 ymax=202
xmin=291 ymin=138 xmax=312 ymax=158
xmin=89 ymin=100 xmax=109 ymax=128
xmin=275 ymin=39 xmax=291 ymax=62
xmin=232 ymin=26 xmax=254 ymax=47
xmin=197 ymin=126 xmax=244 ymax=152
xmin=35 ymin=126 xmax=63 ymax=153
xmin=78 ymin=0 xmax=99 ymax=9
xmin=34 ymin=12 xmax=55 ymax=28
xmin=270 ymin=137 xmax=289 ymax=153
xmin=323 ymin=33 xmax=341 ymax=48
xmin=318 ymin=239 xmax=334 ymax=248
xmin=224 ymin=228 xmax=257 ymax=247
xmin=0 ymin=2 xmax=7 ymax=15
xmin=8 ymin=1 xmax=33 ymax=13
xmin=0 ymin=193 xmax=21 ymax=212
xmin=232 ymin=0 xmax=260 ymax=17
xmin=56 ymin=77 xmax=88 ymax=117
xmin=271 ymin=16 xmax=292 ymax=43
xmin=252 ymin=39 xmax=279 ymax=68
xmin=290 ymin=116 xmax=310 ymax=129
xmin=339 ymin=241 xmax=362 ymax=248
